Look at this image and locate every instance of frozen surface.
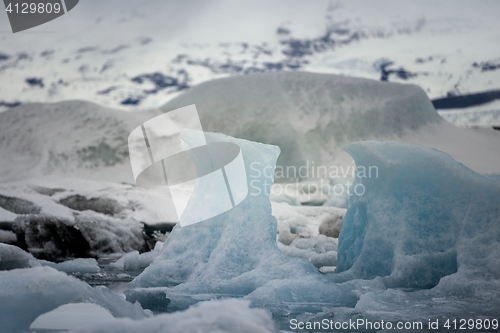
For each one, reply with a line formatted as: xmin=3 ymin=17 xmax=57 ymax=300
xmin=127 ymin=132 xmax=357 ymax=313
xmin=0 ymin=266 xmax=147 ymax=333
xmin=336 ymin=141 xmax=500 ymax=290
xmin=73 ymin=299 xmax=278 ymax=333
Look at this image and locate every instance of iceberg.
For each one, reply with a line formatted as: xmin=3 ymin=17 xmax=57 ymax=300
xmin=336 ymin=141 xmax=500 ymax=290
xmin=162 ymin=72 xmax=500 ymax=174
xmin=126 ymin=132 xmax=357 ymax=314
xmin=0 ymin=243 xmax=34 ymax=270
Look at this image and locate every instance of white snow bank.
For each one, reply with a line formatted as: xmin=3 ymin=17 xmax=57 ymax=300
xmin=336 ymin=141 xmax=500 ymax=290
xmin=73 ymin=299 xmax=277 ymax=333
xmin=126 ymin=132 xmax=356 ymax=313
xmin=0 ymin=266 xmax=147 ymax=333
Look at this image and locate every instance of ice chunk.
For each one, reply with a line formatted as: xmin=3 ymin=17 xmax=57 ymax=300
xmin=38 ymin=258 xmax=100 ymax=274
xmin=0 ymin=243 xmax=35 ymax=270
xmin=0 ymin=206 xmax=17 ymax=221
xmin=127 ymin=132 xmax=356 ymax=313
xmin=278 ymin=235 xmax=338 ymax=268
xmin=111 ymin=242 xmax=163 ymax=271
xmin=30 ymin=303 xmax=115 ymax=331
xmin=0 ymin=266 xmax=147 ymax=333
xmin=272 ymin=202 xmax=345 ymax=245
xmin=336 ymin=141 xmax=500 ymax=289
xmin=162 ymin=71 xmax=500 ymax=175
xmin=318 ymin=212 xmax=343 ymax=238
xmin=0 ymin=230 xmax=17 ymax=244
xmin=73 ymin=299 xmax=278 ymax=333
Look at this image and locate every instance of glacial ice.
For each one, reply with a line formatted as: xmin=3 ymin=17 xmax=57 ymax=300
xmin=126 ymin=132 xmax=357 ymax=313
xmin=336 ymin=141 xmax=500 ymax=290
xmin=277 ymin=235 xmax=338 ymax=269
xmin=162 ymin=71 xmax=500 ymax=174
xmin=111 ymin=241 xmax=164 ymax=271
xmin=0 ymin=266 xmax=147 ymax=333
xmin=73 ymin=299 xmax=277 ymax=333
xmin=0 ymin=243 xmax=34 ymax=270
xmin=0 ymin=243 xmax=101 ymax=274
xmin=38 ymin=258 xmax=100 ymax=274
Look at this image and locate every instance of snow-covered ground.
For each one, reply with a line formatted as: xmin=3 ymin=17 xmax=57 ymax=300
xmin=0 ymin=0 xmax=499 ymax=121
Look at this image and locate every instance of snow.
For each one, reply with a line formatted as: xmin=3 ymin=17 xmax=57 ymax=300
xmin=336 ymin=141 xmax=500 ymax=290
xmin=73 ymin=299 xmax=278 ymax=333
xmin=0 ymin=1 xmax=499 ymax=112
xmin=0 ymin=266 xmax=147 ymax=333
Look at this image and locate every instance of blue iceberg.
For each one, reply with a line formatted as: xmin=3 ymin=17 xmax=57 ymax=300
xmin=336 ymin=141 xmax=500 ymax=291
xmin=126 ymin=132 xmax=357 ymax=313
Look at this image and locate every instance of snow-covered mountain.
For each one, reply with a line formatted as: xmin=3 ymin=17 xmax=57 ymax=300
xmin=1 ymin=0 xmax=499 ymax=119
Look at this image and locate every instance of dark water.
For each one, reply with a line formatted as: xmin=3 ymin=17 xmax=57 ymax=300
xmin=432 ymin=90 xmax=500 ymax=109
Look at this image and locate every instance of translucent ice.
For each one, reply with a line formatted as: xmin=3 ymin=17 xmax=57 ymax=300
xmin=127 ymin=132 xmax=356 ymax=313
xmin=0 ymin=266 xmax=147 ymax=333
xmin=336 ymin=141 xmax=500 ymax=290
